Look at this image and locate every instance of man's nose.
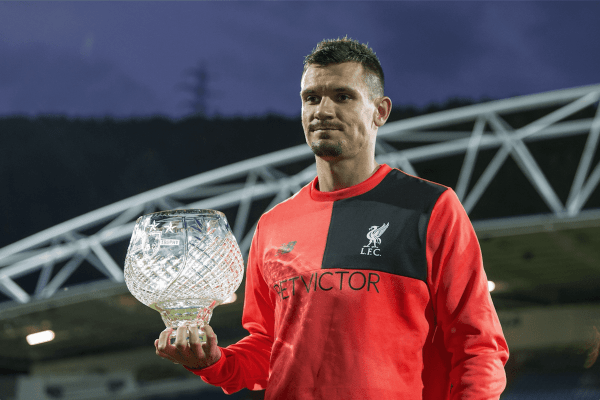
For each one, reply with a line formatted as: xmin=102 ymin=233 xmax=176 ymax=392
xmin=315 ymin=97 xmax=335 ymax=119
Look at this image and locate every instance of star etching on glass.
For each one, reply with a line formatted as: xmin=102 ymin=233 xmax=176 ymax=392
xmin=149 ymin=220 xmax=159 ymax=231
xmin=164 ymin=221 xmax=176 ymax=233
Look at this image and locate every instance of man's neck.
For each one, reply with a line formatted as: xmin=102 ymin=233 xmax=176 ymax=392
xmin=315 ymin=157 xmax=380 ymax=192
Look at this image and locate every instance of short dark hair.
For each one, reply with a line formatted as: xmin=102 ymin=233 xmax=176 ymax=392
xmin=303 ymin=36 xmax=385 ymax=100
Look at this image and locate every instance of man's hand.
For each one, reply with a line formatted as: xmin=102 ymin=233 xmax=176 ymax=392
xmin=155 ymin=324 xmax=221 ymax=369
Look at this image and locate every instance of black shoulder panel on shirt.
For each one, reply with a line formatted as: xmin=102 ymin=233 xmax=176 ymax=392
xmin=321 ymin=169 xmax=447 ymax=282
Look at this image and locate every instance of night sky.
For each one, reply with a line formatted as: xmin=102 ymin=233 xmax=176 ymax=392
xmin=1 ymin=1 xmax=599 ymax=119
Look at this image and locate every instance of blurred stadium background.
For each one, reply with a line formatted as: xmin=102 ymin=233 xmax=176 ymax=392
xmin=1 ymin=83 xmax=600 ymax=399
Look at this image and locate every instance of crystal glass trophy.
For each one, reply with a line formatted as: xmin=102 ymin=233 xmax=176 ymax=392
xmin=124 ymin=209 xmax=244 ymax=342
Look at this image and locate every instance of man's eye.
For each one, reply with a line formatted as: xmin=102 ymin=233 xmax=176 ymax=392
xmin=338 ymin=94 xmax=350 ymax=101
xmin=306 ymin=96 xmax=318 ymax=103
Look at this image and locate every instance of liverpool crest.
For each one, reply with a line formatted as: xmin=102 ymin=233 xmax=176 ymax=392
xmin=142 ymin=230 xmax=162 ymax=259
xmin=360 ymin=223 xmax=389 ymax=257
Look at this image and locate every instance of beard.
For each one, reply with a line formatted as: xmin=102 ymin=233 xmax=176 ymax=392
xmin=310 ymin=140 xmax=343 ymax=158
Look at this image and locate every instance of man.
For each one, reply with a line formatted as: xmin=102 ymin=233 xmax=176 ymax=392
xmin=155 ymin=37 xmax=509 ymax=399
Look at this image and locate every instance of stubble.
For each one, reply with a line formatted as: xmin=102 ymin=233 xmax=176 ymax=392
xmin=310 ymin=140 xmax=343 ymax=158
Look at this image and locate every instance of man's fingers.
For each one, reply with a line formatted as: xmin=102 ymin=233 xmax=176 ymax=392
xmin=203 ymin=324 xmax=218 ymax=347
xmin=202 ymin=324 xmax=220 ymax=363
xmin=174 ymin=325 xmax=189 ymax=349
xmin=154 ymin=324 xmax=220 ymax=369
xmin=188 ymin=324 xmax=202 ymax=345
xmin=155 ymin=336 xmax=178 ymax=363
xmin=188 ymin=324 xmax=206 ymax=363
xmin=157 ymin=328 xmax=174 ymax=352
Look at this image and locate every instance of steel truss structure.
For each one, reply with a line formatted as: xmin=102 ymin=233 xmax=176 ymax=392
xmin=1 ymin=83 xmax=599 ymax=311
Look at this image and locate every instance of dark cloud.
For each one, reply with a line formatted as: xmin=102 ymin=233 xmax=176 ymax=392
xmin=366 ymin=2 xmax=600 ymax=106
xmin=0 ymin=2 xmax=598 ymax=117
xmin=523 ymin=2 xmax=600 ymax=88
xmin=0 ymin=42 xmax=164 ymax=117
xmin=373 ymin=3 xmax=486 ymax=75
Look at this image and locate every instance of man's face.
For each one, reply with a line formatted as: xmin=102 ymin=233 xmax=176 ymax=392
xmin=300 ymin=62 xmax=379 ymax=161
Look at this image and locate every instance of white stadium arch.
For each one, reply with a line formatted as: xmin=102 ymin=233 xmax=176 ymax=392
xmin=1 ymin=83 xmax=599 ymax=312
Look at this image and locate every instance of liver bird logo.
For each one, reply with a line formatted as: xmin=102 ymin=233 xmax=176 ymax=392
xmin=366 ymin=223 xmax=389 ymax=248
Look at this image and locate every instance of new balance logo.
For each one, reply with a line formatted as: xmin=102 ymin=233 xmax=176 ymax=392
xmin=276 ymin=241 xmax=297 ymax=256
xmin=360 ymin=223 xmax=389 ymax=257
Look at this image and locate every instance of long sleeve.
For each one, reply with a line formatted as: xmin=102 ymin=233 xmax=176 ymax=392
xmin=426 ymin=189 xmax=509 ymax=399
xmin=185 ymin=220 xmax=275 ymax=394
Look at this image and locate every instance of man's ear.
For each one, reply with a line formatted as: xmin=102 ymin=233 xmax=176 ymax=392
xmin=374 ymin=96 xmax=392 ymax=127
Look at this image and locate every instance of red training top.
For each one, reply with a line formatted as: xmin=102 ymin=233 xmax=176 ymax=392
xmin=186 ymin=164 xmax=509 ymax=400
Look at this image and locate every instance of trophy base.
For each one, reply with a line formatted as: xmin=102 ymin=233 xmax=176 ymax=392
xmin=151 ymin=298 xmax=220 ymax=344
